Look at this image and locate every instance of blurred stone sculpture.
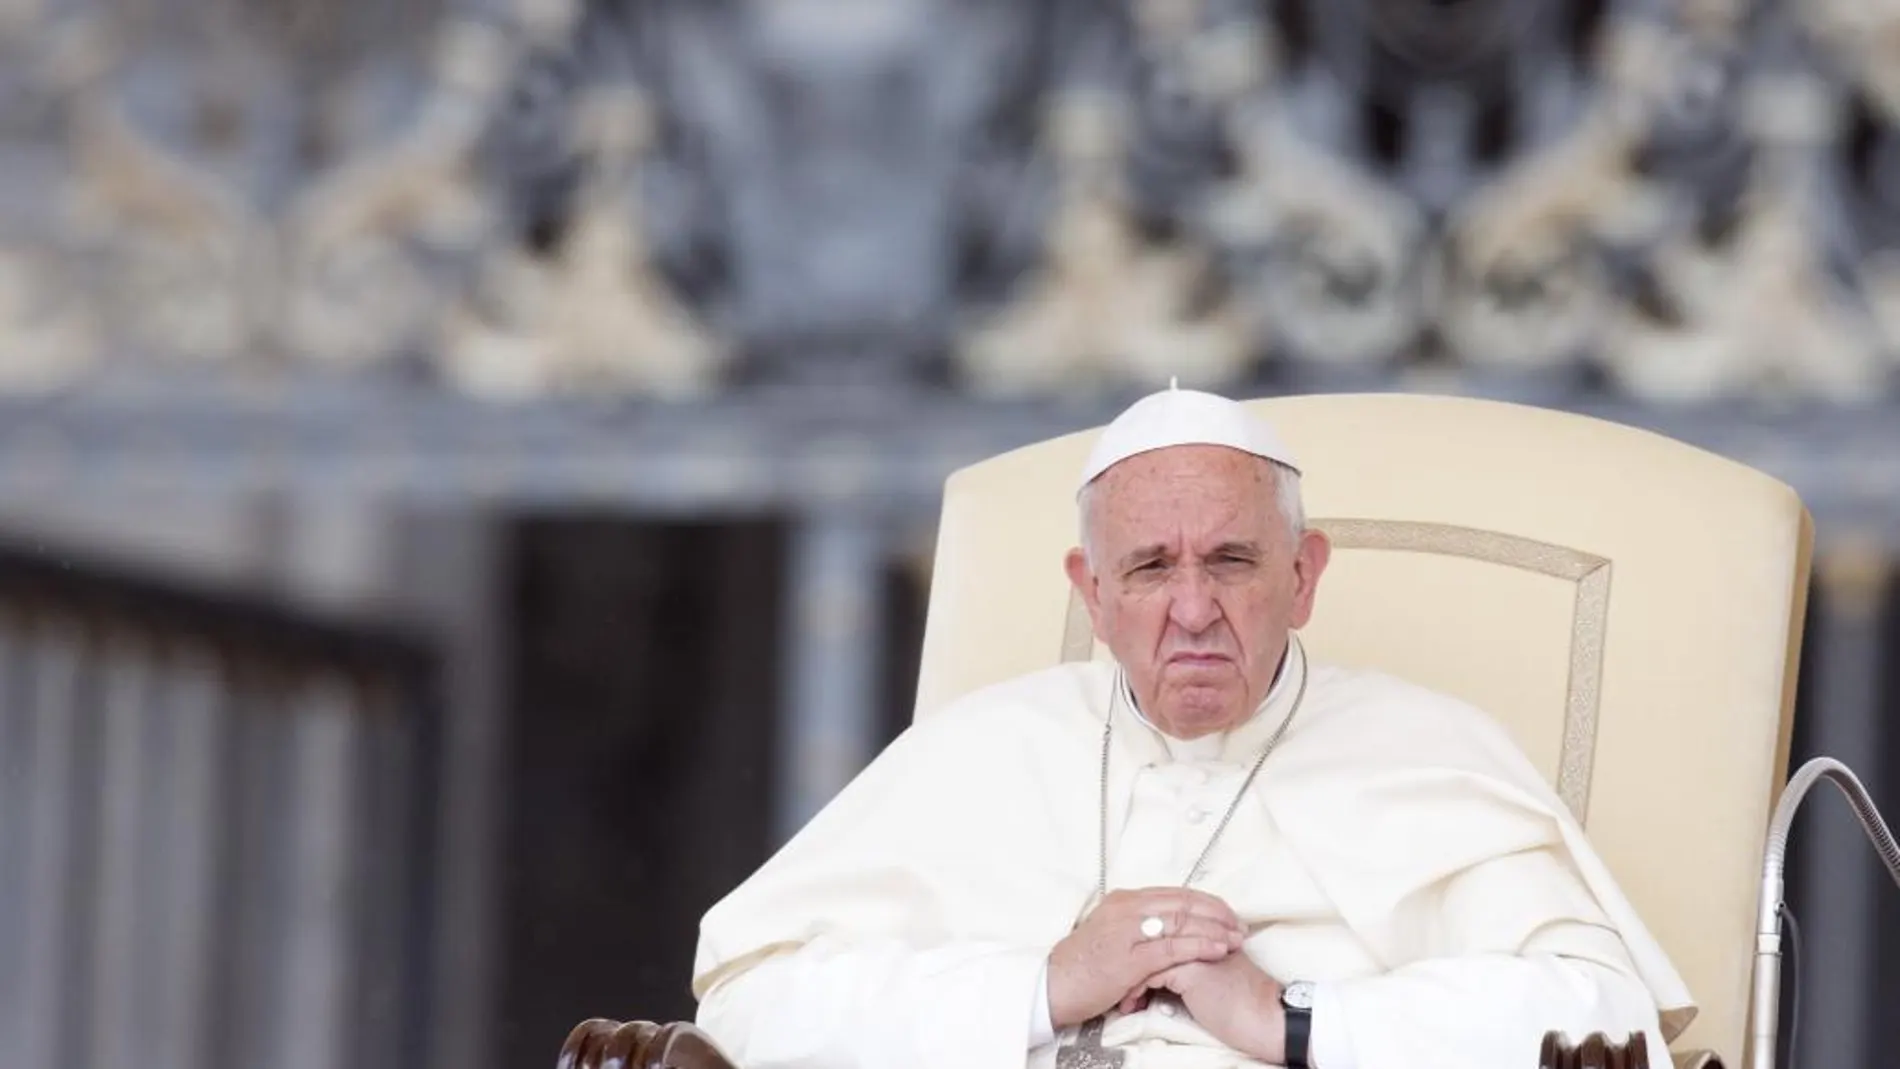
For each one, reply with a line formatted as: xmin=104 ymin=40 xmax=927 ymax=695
xmin=1426 ymin=1 xmax=1720 ymax=383
xmin=1434 ymin=111 xmax=1651 ymax=380
xmin=3 ymin=0 xmax=1899 ymax=404
xmin=3 ymin=0 xmax=728 ymax=395
xmin=1792 ymin=0 xmax=1900 ymax=374
xmin=1602 ymin=160 xmax=1886 ymax=403
xmin=956 ymin=91 xmax=1254 ymax=397
xmin=440 ymin=82 xmax=729 ymax=400
xmin=1207 ymin=0 xmax=1517 ymax=375
xmin=0 ymin=4 xmax=100 ymax=390
xmin=1123 ymin=1 xmax=1434 ymax=376
xmin=281 ymin=16 xmax=515 ymax=370
xmin=26 ymin=0 xmax=497 ymax=370
xmin=1797 ymin=0 xmax=1900 ymax=127
xmin=0 ymin=241 xmax=100 ymax=392
xmin=1204 ymin=104 xmax=1430 ymax=373
xmin=1594 ymin=12 xmax=1887 ymax=402
xmin=44 ymin=12 xmax=262 ymax=365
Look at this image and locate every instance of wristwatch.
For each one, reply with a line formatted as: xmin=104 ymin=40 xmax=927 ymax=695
xmin=1280 ymin=980 xmax=1315 ymax=1069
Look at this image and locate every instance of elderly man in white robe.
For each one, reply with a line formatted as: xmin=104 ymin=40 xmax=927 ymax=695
xmin=689 ymin=387 xmax=1694 ymax=1069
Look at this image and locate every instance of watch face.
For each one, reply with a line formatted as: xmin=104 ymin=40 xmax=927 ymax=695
xmin=1283 ymin=981 xmax=1315 ymax=1010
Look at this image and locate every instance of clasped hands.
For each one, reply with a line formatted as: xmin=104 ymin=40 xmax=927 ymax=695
xmin=1046 ymin=888 xmax=1285 ymax=1064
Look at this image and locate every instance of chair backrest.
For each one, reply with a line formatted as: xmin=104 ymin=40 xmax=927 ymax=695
xmin=914 ymin=393 xmax=1811 ymax=1064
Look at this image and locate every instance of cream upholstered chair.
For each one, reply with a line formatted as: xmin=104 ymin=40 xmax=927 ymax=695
xmin=914 ymin=393 xmax=1813 ymax=1069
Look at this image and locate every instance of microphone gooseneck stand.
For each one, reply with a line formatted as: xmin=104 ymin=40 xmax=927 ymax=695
xmin=1751 ymin=758 xmax=1900 ymax=1069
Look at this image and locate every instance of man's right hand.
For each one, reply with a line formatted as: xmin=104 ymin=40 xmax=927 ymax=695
xmin=1045 ymin=888 xmax=1248 ymax=1029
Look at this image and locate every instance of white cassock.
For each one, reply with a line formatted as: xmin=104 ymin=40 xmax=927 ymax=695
xmin=691 ymin=640 xmax=1695 ymax=1068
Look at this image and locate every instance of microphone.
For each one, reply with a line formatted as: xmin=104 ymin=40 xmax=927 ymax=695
xmin=1750 ymin=757 xmax=1900 ymax=1069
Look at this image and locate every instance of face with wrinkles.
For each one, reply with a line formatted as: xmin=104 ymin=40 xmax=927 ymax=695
xmin=1065 ymin=445 xmax=1330 ymax=740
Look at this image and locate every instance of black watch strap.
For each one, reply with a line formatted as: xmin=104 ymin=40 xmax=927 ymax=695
xmin=1283 ymin=999 xmax=1312 ymax=1069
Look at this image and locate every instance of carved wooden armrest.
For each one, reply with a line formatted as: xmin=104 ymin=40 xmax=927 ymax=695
xmin=558 ymin=1019 xmax=739 ymax=1069
xmin=1540 ymin=1030 xmax=1675 ymax=1069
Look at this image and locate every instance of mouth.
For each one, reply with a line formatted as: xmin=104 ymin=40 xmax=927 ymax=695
xmin=1166 ymin=653 xmax=1233 ymax=668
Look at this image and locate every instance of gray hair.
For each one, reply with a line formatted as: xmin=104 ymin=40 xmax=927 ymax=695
xmin=1078 ymin=459 xmax=1306 ymax=569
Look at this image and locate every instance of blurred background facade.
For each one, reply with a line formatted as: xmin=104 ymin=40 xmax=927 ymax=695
xmin=1 ymin=0 xmax=1899 ymax=1067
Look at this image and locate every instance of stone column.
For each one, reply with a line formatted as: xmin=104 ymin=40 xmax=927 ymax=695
xmin=13 ymin=622 xmax=83 ymax=1069
xmin=388 ymin=508 xmax=506 ymax=1069
xmin=0 ymin=614 xmax=27 ymax=1065
xmin=776 ymin=508 xmax=886 ymax=844
xmin=275 ymin=676 xmax=363 ymax=1069
xmin=88 ymin=637 xmax=159 ymax=1069
xmin=146 ymin=646 xmax=227 ymax=1069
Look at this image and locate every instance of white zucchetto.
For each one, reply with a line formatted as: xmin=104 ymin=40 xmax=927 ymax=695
xmin=1078 ymin=380 xmax=1302 ymax=494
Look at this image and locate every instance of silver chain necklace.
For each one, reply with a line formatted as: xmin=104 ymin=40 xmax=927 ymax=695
xmin=1090 ymin=637 xmax=1310 ymax=904
xmin=1060 ymin=642 xmax=1310 ymax=1069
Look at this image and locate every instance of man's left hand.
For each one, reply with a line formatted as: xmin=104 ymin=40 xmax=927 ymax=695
xmin=1122 ymin=954 xmax=1286 ymax=1064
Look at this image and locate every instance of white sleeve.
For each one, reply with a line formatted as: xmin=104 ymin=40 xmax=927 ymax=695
xmin=1307 ymin=955 xmax=1668 ymax=1069
xmin=694 ymin=937 xmax=1050 ymax=1069
xmin=1030 ymin=959 xmax=1056 ymax=1048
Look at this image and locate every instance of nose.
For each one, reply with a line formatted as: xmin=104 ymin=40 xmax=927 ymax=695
xmin=1167 ymin=567 xmax=1223 ymax=635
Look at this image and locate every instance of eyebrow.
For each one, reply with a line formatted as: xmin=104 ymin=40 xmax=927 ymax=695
xmin=1114 ymin=540 xmax=1264 ymax=572
xmin=1114 ymin=545 xmax=1171 ymax=572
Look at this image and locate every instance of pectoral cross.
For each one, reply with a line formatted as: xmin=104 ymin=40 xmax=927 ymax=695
xmin=1055 ymin=1016 xmax=1124 ymax=1069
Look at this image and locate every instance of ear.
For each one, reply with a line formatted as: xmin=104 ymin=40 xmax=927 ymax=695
xmin=1064 ymin=547 xmax=1105 ymax=633
xmin=1287 ymin=528 xmax=1331 ymax=630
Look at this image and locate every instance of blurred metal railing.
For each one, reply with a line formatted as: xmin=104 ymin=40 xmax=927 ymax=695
xmin=0 ymin=540 xmax=441 ymax=1069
